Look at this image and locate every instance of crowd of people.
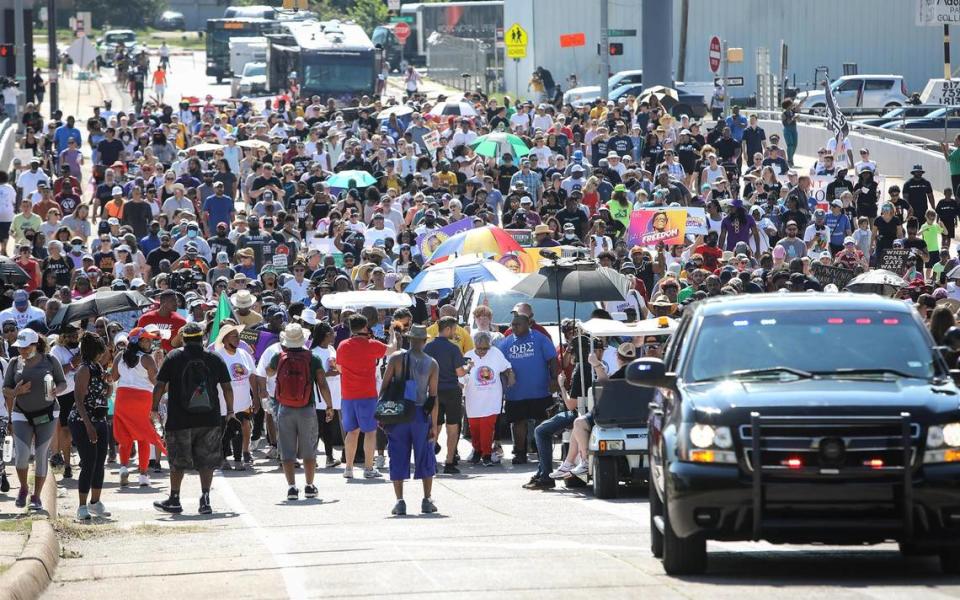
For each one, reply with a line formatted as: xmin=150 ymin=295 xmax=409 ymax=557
xmin=1 ymin=52 xmax=959 ymax=519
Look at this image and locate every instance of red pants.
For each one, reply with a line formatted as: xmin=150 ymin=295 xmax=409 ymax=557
xmin=468 ymin=415 xmax=497 ymax=456
xmin=114 ymin=387 xmax=166 ymax=473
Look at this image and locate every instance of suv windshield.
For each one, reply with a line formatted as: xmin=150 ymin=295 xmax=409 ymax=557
xmin=686 ymin=310 xmax=935 ymax=382
xmin=243 ymin=64 xmax=266 ymax=77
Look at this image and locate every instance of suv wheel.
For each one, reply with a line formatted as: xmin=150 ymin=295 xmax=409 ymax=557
xmin=810 ymin=104 xmax=827 ymax=117
xmin=940 ymin=548 xmax=960 ymax=574
xmin=592 ymin=456 xmax=618 ymax=499
xmin=662 ymin=481 xmax=707 ymax=575
xmin=649 ymin=461 xmax=664 ymax=558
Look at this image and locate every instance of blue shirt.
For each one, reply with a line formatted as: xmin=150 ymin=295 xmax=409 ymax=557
xmin=497 ymin=330 xmax=557 ymax=401
xmin=424 ymin=337 xmax=464 ymax=391
xmin=139 ymin=233 xmax=160 ymax=256
xmin=825 ymin=212 xmax=851 ymax=246
xmin=203 ymin=194 xmax=234 ymax=229
xmin=725 ymin=114 xmax=748 ymax=142
xmin=54 ymin=126 xmax=81 ymax=154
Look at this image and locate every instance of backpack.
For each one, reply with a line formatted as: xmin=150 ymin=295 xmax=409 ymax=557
xmin=275 ymin=349 xmax=312 ymax=408
xmin=181 ymin=354 xmax=215 ymax=414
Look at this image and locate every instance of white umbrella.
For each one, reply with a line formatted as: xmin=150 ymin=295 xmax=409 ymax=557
xmin=378 ymin=104 xmax=414 ymax=119
xmin=580 ymin=317 xmax=679 ymax=338
xmin=428 ymin=100 xmax=478 ymax=118
xmin=237 ymin=139 xmax=271 ymax=150
xmin=192 ymin=142 xmax=224 ymax=152
xmin=321 ymin=290 xmax=413 ymax=310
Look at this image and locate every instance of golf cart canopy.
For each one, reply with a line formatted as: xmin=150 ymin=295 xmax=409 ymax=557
xmin=580 ymin=317 xmax=678 ymax=338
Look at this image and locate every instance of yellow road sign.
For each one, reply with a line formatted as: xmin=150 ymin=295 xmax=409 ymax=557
xmin=505 ymin=23 xmax=528 ymax=59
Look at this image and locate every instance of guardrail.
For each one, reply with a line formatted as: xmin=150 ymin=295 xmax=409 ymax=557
xmin=0 ymin=118 xmax=16 ymax=171
xmin=746 ymin=109 xmax=944 ymax=153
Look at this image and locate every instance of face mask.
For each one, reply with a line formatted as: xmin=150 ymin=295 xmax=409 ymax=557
xmin=72 ymin=244 xmax=82 ymax=253
xmin=187 ymin=230 xmax=198 ymax=239
xmin=24 ymin=349 xmax=36 ymax=360
xmin=428 ymin=298 xmax=439 ymax=306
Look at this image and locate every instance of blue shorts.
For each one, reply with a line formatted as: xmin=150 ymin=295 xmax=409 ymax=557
xmin=387 ymin=408 xmax=436 ymax=481
xmin=341 ymin=398 xmax=378 ymax=433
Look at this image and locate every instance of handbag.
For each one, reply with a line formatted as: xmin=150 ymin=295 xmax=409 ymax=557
xmin=375 ymin=353 xmax=416 ymax=425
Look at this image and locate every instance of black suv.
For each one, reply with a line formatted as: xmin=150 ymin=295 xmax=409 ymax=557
xmin=628 ymin=294 xmax=960 ymax=575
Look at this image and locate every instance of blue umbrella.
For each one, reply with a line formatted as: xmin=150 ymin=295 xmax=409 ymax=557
xmin=325 ymin=169 xmax=377 ymax=188
xmin=404 ymin=256 xmax=521 ymax=294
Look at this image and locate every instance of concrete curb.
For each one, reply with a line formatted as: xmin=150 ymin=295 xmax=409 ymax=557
xmin=0 ymin=475 xmax=60 ymax=600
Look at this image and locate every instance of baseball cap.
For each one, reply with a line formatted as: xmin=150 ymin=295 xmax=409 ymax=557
xmin=13 ymin=290 xmax=28 ymax=306
xmin=12 ymin=329 xmax=38 ymax=348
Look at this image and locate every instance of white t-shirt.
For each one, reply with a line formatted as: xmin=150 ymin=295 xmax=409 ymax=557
xmin=216 ymin=347 xmax=256 ymax=414
xmin=256 ymin=342 xmax=282 ymax=397
xmin=50 ymin=345 xmax=79 ymax=395
xmin=803 ymin=223 xmax=832 ymax=258
xmin=826 ymin=137 xmax=853 ymax=170
xmin=0 ymin=305 xmax=43 ymax=329
xmin=462 ymin=347 xmax=512 ymax=418
xmin=282 ymin=278 xmax=310 ymax=304
xmin=312 ymin=346 xmax=340 ymax=410
xmin=0 ymin=183 xmax=15 ymax=221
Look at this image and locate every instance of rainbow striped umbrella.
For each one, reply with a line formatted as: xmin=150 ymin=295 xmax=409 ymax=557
xmin=427 ymin=225 xmax=523 ymax=263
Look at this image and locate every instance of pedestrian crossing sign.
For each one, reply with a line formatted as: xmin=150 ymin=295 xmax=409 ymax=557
xmin=505 ymin=23 xmax=528 ymax=59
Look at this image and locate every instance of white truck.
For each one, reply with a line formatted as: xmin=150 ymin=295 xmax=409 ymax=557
xmin=228 ymin=37 xmax=268 ymax=96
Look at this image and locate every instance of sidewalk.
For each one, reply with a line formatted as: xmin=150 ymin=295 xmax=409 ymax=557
xmin=385 ymin=74 xmax=461 ymax=102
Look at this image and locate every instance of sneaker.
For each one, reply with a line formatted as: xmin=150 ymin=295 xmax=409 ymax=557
xmin=469 ymin=450 xmax=481 ymax=465
xmin=522 ymin=477 xmax=555 ymax=490
xmin=421 ymin=497 xmax=437 ymax=514
xmin=549 ymin=463 xmax=574 ymax=479
xmin=304 ymin=484 xmax=318 ymax=499
xmin=480 ymin=455 xmax=495 ymax=467
xmin=119 ymin=466 xmax=129 ymax=486
xmin=453 ymin=452 xmax=460 ymax=466
xmin=286 ymin=486 xmax=299 ymax=501
xmin=343 ymin=466 xmax=355 ymax=479
xmin=15 ymin=489 xmax=27 ymax=508
xmin=364 ymin=467 xmax=383 ymax=479
xmin=373 ymin=455 xmax=385 ymax=469
xmin=62 ymin=464 xmax=73 ymax=479
xmin=443 ymin=463 xmax=460 ymax=475
xmin=49 ymin=454 xmax=63 ymax=467
xmin=88 ymin=501 xmax=111 ymax=517
xmin=391 ymin=499 xmax=406 ymax=516
xmin=243 ymin=452 xmax=254 ymax=465
xmin=150 ymin=459 xmax=162 ymax=474
xmin=511 ymin=455 xmax=528 ymax=465
xmin=107 ymin=453 xmax=117 ymax=464
xmin=235 ymin=460 xmax=246 ymax=472
xmin=324 ymin=457 xmax=341 ymax=469
xmin=220 ymin=460 xmax=233 ymax=471
xmin=153 ymin=497 xmax=183 ymax=514
xmin=76 ymin=505 xmax=90 ymax=521
xmin=28 ymin=495 xmax=42 ymax=511
xmin=0 ymin=471 xmax=10 ymax=493
xmin=198 ymin=493 xmax=212 ymax=515
xmin=570 ymin=461 xmax=589 ymax=476
xmin=138 ymin=473 xmax=151 ymax=487
xmin=266 ymin=447 xmax=279 ymax=460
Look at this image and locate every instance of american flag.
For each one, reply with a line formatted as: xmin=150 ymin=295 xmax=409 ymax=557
xmin=823 ymin=81 xmax=850 ymax=142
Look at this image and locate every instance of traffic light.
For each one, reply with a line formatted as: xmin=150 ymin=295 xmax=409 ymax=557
xmin=0 ymin=44 xmax=13 ymax=58
xmin=609 ymin=43 xmax=623 ymax=56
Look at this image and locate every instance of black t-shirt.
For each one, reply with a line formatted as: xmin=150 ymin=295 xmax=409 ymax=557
xmin=608 ymin=135 xmax=633 ymax=156
xmin=42 ymin=255 xmax=73 ymax=286
xmin=146 ymin=246 xmax=181 ymax=272
xmin=855 ymin=182 xmax=879 ymax=218
xmin=497 ymin=164 xmax=518 ymax=194
xmin=207 ymin=234 xmax=236 ymax=259
xmin=158 ymin=346 xmax=230 ymax=431
xmin=252 ymin=175 xmax=282 ymax=192
xmin=555 ymin=207 xmax=589 ymax=238
xmin=873 ymin=215 xmax=902 ymax=250
xmin=97 ymin=138 xmax=124 ymax=165
xmin=714 ymin=137 xmax=740 ymax=162
xmin=937 ymin=198 xmax=960 ymax=228
xmin=122 ymin=201 xmax=153 ymax=238
xmin=741 ymin=126 xmax=766 ymax=158
xmin=903 ymin=177 xmax=933 ymax=216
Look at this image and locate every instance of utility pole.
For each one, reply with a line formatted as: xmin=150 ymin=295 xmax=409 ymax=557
xmin=13 ymin=0 xmax=25 ymax=113
xmin=721 ymin=40 xmax=729 ymax=117
xmin=48 ymin=0 xmax=58 ymax=114
xmin=599 ymin=0 xmax=609 ymax=100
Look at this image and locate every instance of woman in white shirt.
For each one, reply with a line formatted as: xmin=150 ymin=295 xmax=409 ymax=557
xmin=309 ymin=322 xmax=342 ymax=468
xmin=462 ymin=331 xmax=514 ymax=466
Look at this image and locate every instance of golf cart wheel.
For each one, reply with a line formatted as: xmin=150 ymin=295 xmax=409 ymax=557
xmin=941 ymin=548 xmax=960 ymax=574
xmin=662 ymin=484 xmax=707 ymax=575
xmin=649 ymin=461 xmax=664 ymax=558
xmin=592 ymin=456 xmax=618 ymax=499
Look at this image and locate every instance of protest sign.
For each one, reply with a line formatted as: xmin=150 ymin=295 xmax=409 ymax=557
xmin=627 ymin=208 xmax=687 ymax=246
xmin=417 ymin=217 xmax=472 ymax=260
xmin=685 ymin=207 xmax=707 ymax=235
xmin=810 ymin=263 xmax=857 ymax=290
xmin=877 ymin=248 xmax=911 ymax=275
xmin=506 ymin=228 xmax=533 ymax=247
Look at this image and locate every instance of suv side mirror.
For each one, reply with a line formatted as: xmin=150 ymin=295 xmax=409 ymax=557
xmin=626 ymin=357 xmax=677 ymax=391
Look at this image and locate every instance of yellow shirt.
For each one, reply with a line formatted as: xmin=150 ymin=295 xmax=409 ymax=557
xmin=426 ymin=323 xmax=475 ymax=354
xmin=437 ymin=171 xmax=458 ymax=189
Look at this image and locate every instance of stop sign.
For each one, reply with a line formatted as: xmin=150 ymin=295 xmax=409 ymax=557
xmin=394 ymin=22 xmax=411 ymax=44
xmin=708 ymin=35 xmax=722 ymax=73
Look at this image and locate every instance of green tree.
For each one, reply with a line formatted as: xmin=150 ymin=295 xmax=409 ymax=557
xmin=347 ymin=0 xmax=388 ymax=33
xmin=78 ymin=0 xmax=164 ymax=28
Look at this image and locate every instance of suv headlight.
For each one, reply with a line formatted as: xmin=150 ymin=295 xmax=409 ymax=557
xmin=685 ymin=424 xmax=735 ymax=464
xmin=924 ymin=422 xmax=960 ymax=463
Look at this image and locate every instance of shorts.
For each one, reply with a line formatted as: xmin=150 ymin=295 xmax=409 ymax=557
xmin=386 ymin=407 xmax=436 ymax=481
xmin=436 ymin=388 xmax=463 ymax=426
xmin=504 ymin=397 xmax=552 ymax=424
xmin=165 ymin=426 xmax=223 ymax=471
xmin=927 ymin=250 xmax=940 ymax=269
xmin=57 ymin=391 xmax=75 ymax=426
xmin=276 ymin=404 xmax=319 ymax=461
xmin=0 ymin=221 xmax=11 ymax=242
xmin=341 ymin=398 xmax=378 ymax=433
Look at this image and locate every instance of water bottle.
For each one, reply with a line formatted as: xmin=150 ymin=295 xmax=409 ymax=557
xmin=44 ymin=373 xmax=54 ymax=400
xmin=2 ymin=434 xmax=11 ymax=464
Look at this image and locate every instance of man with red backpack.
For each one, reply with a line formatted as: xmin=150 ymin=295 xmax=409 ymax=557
xmin=267 ymin=323 xmax=333 ymax=501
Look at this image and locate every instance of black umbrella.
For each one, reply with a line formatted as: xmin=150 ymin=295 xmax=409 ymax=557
xmin=511 ymin=259 xmax=630 ymax=341
xmin=50 ymin=290 xmax=155 ymax=328
xmin=0 ymin=257 xmax=30 ymax=285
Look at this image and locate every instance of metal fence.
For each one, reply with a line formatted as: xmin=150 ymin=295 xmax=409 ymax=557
xmin=424 ymin=33 xmax=503 ymax=95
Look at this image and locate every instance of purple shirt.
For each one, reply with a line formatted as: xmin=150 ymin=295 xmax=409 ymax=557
xmin=720 ymin=214 xmax=756 ymax=250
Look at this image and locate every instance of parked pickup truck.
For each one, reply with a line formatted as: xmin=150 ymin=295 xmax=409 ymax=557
xmin=628 ymin=293 xmax=960 ymax=576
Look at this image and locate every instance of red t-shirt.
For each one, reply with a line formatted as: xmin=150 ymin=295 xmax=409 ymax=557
xmin=137 ymin=309 xmax=187 ymax=352
xmin=337 ymin=336 xmax=388 ymax=401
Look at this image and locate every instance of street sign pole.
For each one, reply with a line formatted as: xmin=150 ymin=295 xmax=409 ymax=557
xmin=599 ymin=0 xmax=609 ymax=100
xmin=13 ymin=0 xmax=26 ymax=115
xmin=721 ymin=39 xmax=729 ymax=117
xmin=48 ymin=0 xmax=57 ymax=115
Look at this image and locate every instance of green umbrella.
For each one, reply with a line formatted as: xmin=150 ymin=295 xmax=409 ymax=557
xmin=326 ymin=169 xmax=378 ymax=188
xmin=469 ymin=132 xmax=530 ymax=159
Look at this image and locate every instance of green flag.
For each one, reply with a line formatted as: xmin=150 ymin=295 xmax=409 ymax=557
xmin=208 ymin=292 xmax=233 ymax=342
